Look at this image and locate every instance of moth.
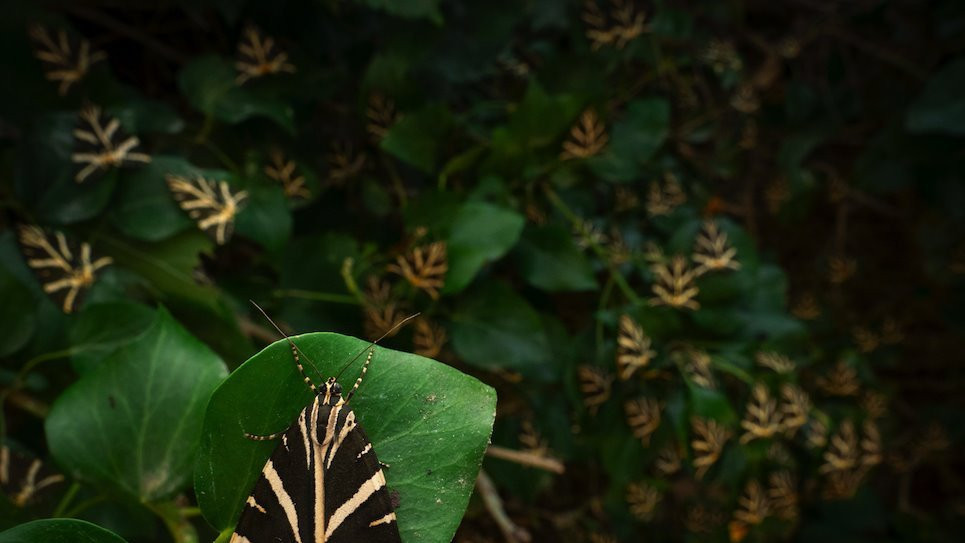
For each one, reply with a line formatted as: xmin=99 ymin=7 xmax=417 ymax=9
xmin=230 ymin=306 xmax=409 ymax=543
xmin=166 ymin=174 xmax=248 ymax=245
xmin=16 ymin=224 xmax=112 ymax=313
xmin=72 ymin=104 xmax=151 ymax=183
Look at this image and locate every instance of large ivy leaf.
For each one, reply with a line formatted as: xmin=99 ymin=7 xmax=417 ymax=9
xmin=45 ymin=308 xmax=227 ymax=502
xmin=234 ymin=183 xmax=292 ymax=251
xmin=67 ymin=301 xmax=157 ymax=374
xmin=0 ymin=519 xmax=127 ymax=543
xmin=515 ymin=224 xmax=597 ymax=291
xmin=490 ymin=82 xmax=581 ymax=159
xmin=195 ymin=333 xmax=496 ymax=543
xmin=906 ymin=58 xmax=965 ymax=135
xmin=449 ymin=281 xmax=556 ymax=380
xmin=380 ymin=105 xmax=454 ymax=173
xmin=178 ymin=55 xmax=294 ymax=133
xmin=444 ymin=201 xmax=524 ymax=293
xmin=588 ymin=97 xmax=670 ymax=182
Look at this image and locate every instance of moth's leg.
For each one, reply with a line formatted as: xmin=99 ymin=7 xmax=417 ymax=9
xmin=289 ymin=342 xmax=317 ymax=393
xmin=344 ymin=348 xmax=374 ymax=403
xmin=244 ymin=427 xmax=290 ymax=441
xmin=380 ymin=461 xmax=391 ymax=469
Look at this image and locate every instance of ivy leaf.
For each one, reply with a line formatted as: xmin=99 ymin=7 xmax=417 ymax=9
xmin=16 ymin=113 xmax=118 ymax=224
xmin=490 ymin=82 xmax=581 ymax=160
xmin=354 ymin=0 xmax=444 ymax=23
xmin=234 ymin=183 xmax=292 ymax=251
xmin=178 ymin=55 xmax=294 ymax=133
xmin=0 ymin=519 xmax=127 ymax=543
xmin=906 ymin=58 xmax=965 ymax=135
xmin=588 ymin=98 xmax=670 ymax=182
xmin=444 ymin=201 xmax=524 ymax=293
xmin=0 ymin=266 xmax=36 ymax=356
xmin=449 ymin=280 xmax=556 ymax=380
xmin=380 ymin=105 xmax=453 ymax=173
xmin=67 ymin=301 xmax=157 ymax=374
xmin=110 ymin=156 xmax=197 ymax=242
xmin=45 ymin=308 xmax=228 ymax=502
xmin=194 ymin=333 xmax=496 ymax=543
xmin=515 ymin=224 xmax=597 ymax=291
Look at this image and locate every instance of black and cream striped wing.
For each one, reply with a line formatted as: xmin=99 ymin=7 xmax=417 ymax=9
xmin=231 ymin=402 xmax=401 ymax=543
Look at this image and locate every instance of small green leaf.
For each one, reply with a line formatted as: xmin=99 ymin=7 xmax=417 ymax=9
xmin=444 ymin=201 xmax=524 ymax=293
xmin=450 ymin=281 xmax=556 ymax=380
xmin=46 ymin=308 xmax=227 ymax=502
xmin=490 ymin=82 xmax=581 ymax=158
xmin=195 ymin=334 xmax=496 ymax=543
xmin=68 ymin=301 xmax=157 ymax=374
xmin=0 ymin=519 xmax=127 ymax=543
xmin=380 ymin=105 xmax=453 ymax=173
xmin=515 ymin=224 xmax=597 ymax=291
xmin=110 ymin=156 xmax=197 ymax=241
xmin=178 ymin=55 xmax=294 ymax=132
xmin=108 ymin=98 xmax=184 ymax=134
xmin=16 ymin=113 xmax=119 ymax=224
xmin=906 ymin=58 xmax=965 ymax=135
xmin=355 ymin=0 xmax=443 ymax=23
xmin=0 ymin=266 xmax=36 ymax=356
xmin=234 ymin=183 xmax=292 ymax=251
xmin=588 ymin=98 xmax=670 ymax=182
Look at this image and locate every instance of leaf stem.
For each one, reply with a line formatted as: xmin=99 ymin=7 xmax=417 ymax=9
xmin=544 ymin=187 xmax=641 ymax=304
xmin=51 ymin=482 xmax=81 ymax=518
xmin=273 ymin=289 xmax=359 ymax=305
xmin=486 ymin=445 xmax=565 ymax=474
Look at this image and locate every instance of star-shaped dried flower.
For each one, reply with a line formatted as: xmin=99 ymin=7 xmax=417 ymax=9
xmin=691 ymin=417 xmax=730 ymax=479
xmin=17 ymin=225 xmax=112 ymax=314
xmin=387 ymin=241 xmax=448 ymax=300
xmin=626 ymin=481 xmax=661 ymax=521
xmin=265 ymin=150 xmax=310 ymax=199
xmin=740 ymin=384 xmax=782 ymax=444
xmin=693 ymin=221 xmax=740 ymax=275
xmin=649 ymin=255 xmax=700 ymax=310
xmin=72 ymin=104 xmax=151 ymax=183
xmin=412 ymin=317 xmax=447 ymax=359
xmin=166 ymin=175 xmax=248 ymax=245
xmin=29 ymin=25 xmax=106 ymax=95
xmin=624 ymin=397 xmax=660 ymax=446
xmin=615 ymin=314 xmax=656 ymax=380
xmin=755 ymin=351 xmax=795 ymax=374
xmin=235 ymin=26 xmax=295 ymax=85
xmin=560 ymin=109 xmax=608 ymax=160
xmin=645 ymin=174 xmax=686 ymax=217
xmin=578 ymin=365 xmax=612 ymax=415
xmin=820 ymin=420 xmax=859 ymax=474
xmin=733 ymin=480 xmax=770 ymax=525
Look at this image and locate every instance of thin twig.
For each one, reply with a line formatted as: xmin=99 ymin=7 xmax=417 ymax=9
xmin=64 ymin=6 xmax=188 ymax=64
xmin=477 ymin=470 xmax=532 ymax=543
xmin=486 ymin=445 xmax=566 ymax=474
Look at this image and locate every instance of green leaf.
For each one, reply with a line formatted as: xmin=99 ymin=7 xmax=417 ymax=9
xmin=490 ymin=82 xmax=581 ymax=158
xmin=450 ymin=281 xmax=556 ymax=380
xmin=46 ymin=308 xmax=227 ymax=502
xmin=195 ymin=334 xmax=496 ymax=543
xmin=588 ymin=98 xmax=670 ymax=182
xmin=108 ymin=98 xmax=184 ymax=134
xmin=16 ymin=113 xmax=119 ymax=224
xmin=110 ymin=156 xmax=196 ymax=241
xmin=234 ymin=183 xmax=292 ymax=251
xmin=380 ymin=105 xmax=453 ymax=173
xmin=0 ymin=266 xmax=36 ymax=356
xmin=444 ymin=201 xmax=524 ymax=293
xmin=355 ymin=0 xmax=443 ymax=23
xmin=515 ymin=224 xmax=597 ymax=291
xmin=0 ymin=519 xmax=127 ymax=543
xmin=68 ymin=302 xmax=157 ymax=374
xmin=178 ymin=55 xmax=294 ymax=133
xmin=906 ymin=58 xmax=965 ymax=135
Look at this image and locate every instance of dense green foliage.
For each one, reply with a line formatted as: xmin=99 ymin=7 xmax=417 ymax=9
xmin=1 ymin=0 xmax=963 ymax=542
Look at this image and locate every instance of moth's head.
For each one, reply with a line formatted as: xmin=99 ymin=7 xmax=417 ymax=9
xmin=320 ymin=377 xmax=342 ymax=405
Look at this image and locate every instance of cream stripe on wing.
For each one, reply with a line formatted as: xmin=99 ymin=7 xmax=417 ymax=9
xmin=298 ymin=410 xmax=311 ymax=471
xmin=313 ymin=402 xmax=341 ymax=543
xmin=229 ymin=533 xmax=253 ymax=543
xmin=356 ymin=443 xmax=372 ymax=459
xmin=324 ymin=469 xmax=387 ymax=539
xmin=369 ymin=512 xmax=397 ymax=527
xmin=326 ymin=410 xmax=357 ymax=468
xmin=246 ymin=496 xmax=267 ymax=514
xmin=263 ymin=460 xmax=303 ymax=543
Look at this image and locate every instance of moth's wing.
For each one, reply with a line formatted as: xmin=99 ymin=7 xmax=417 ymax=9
xmin=323 ymin=406 xmax=401 ymax=543
xmin=231 ymin=407 xmax=317 ymax=543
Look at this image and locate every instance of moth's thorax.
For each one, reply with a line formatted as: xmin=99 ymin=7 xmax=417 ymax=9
xmin=319 ymin=377 xmax=343 ymax=405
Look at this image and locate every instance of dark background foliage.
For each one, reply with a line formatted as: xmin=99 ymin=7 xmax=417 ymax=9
xmin=0 ymin=0 xmax=963 ymax=542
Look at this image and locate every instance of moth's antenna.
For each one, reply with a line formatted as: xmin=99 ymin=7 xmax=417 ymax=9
xmin=333 ymin=313 xmax=420 ymax=381
xmin=250 ymin=300 xmax=325 ymax=382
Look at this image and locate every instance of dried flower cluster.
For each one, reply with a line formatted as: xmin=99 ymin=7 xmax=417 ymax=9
xmin=388 ymin=241 xmax=448 ymax=300
xmin=560 ymin=109 xmax=608 ymax=160
xmin=582 ymin=0 xmax=647 ymax=50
